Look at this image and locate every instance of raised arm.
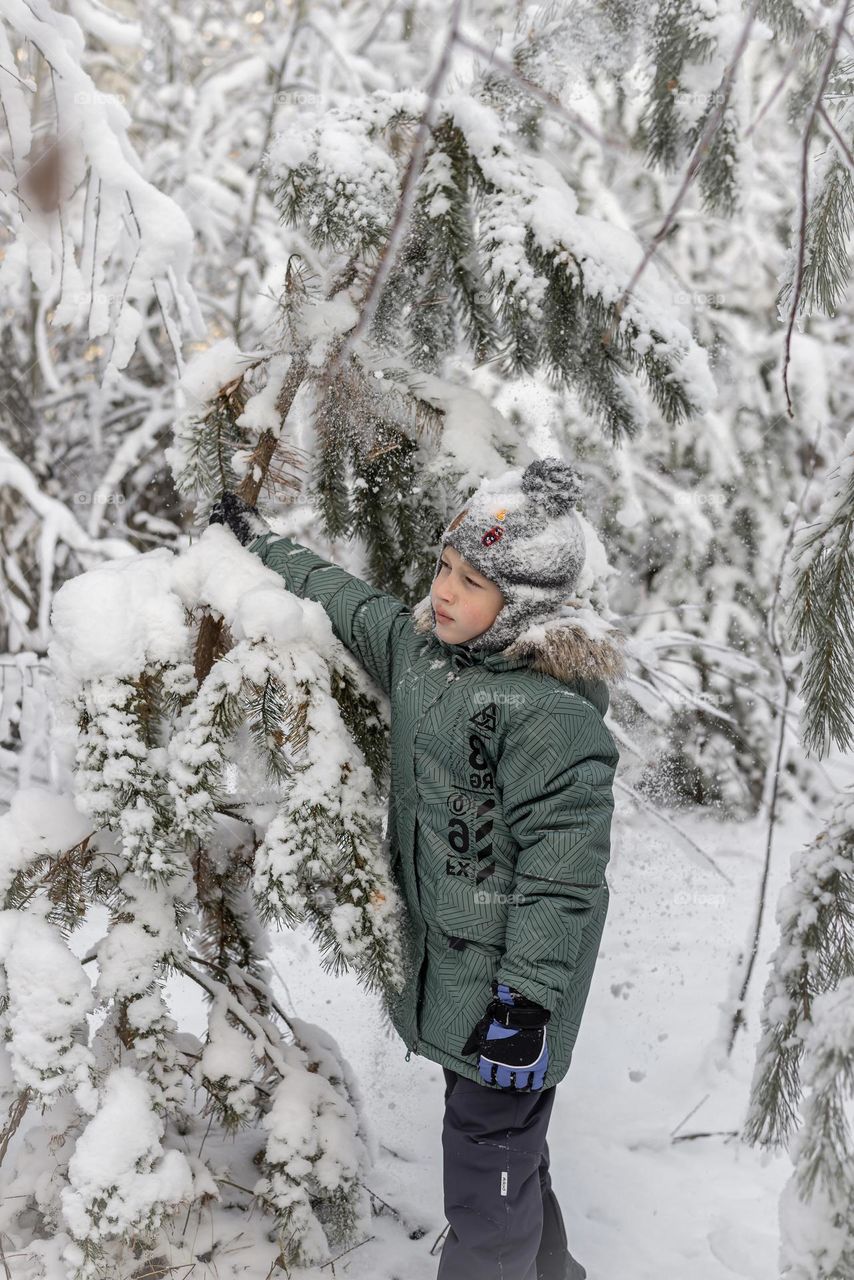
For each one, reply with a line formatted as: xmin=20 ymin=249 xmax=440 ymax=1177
xmin=246 ymin=530 xmax=411 ymax=698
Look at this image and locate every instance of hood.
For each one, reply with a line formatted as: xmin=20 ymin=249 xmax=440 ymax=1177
xmin=410 ymin=594 xmax=627 ymax=689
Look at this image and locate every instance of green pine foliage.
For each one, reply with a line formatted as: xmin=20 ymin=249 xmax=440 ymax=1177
xmin=193 ymin=842 xmax=272 ymax=992
xmin=171 ymin=375 xmax=253 ymax=512
xmin=793 ymin=979 xmax=854 ymax=1207
xmin=530 ymin=242 xmax=696 ymax=442
xmin=304 ymin=354 xmax=447 ymax=595
xmin=743 ymin=798 xmax=854 ymax=1231
xmin=786 ymin=439 xmax=854 ymax=757
xmin=776 ymin=43 xmax=854 ymax=325
xmin=369 ymin=118 xmax=498 ymax=367
xmin=244 ymin=671 xmax=305 ymax=785
xmin=329 ymin=664 xmax=390 ymax=792
xmin=24 ymin=532 xmax=406 ymax=1271
xmin=782 ymin=149 xmax=854 ymax=320
xmin=308 ymin=390 xmax=354 ymax=539
xmin=75 ymin=668 xmax=193 ymax=884
xmin=754 ymin=0 xmax=815 ymax=46
xmin=643 ymin=0 xmax=717 ymax=172
xmin=692 ymin=101 xmax=741 ymax=217
xmin=3 ymin=835 xmax=99 ymax=934
xmin=641 ymin=0 xmax=743 ymax=217
xmin=350 ymin=422 xmax=443 ymax=599
xmin=269 ymin=90 xmax=712 ymax=463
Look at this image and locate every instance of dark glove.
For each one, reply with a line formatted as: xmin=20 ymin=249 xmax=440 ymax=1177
xmin=461 ymin=981 xmax=550 ymax=1091
xmin=208 ymin=490 xmax=270 ymax=547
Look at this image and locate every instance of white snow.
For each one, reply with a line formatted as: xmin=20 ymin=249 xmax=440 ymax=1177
xmin=47 ymin=526 xmax=339 ymax=691
xmin=60 ymin=1067 xmax=194 ymax=1244
xmin=0 ymin=910 xmax=96 ymax=1102
xmin=49 ymin=549 xmax=190 ymax=683
xmin=0 ymin=786 xmax=91 ymax=899
xmin=1 ymin=6 xmax=849 ymax=1277
xmin=176 ymin=338 xmax=252 ymax=411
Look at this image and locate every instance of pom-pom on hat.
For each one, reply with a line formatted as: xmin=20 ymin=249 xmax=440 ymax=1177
xmin=433 ymin=456 xmax=587 ymax=653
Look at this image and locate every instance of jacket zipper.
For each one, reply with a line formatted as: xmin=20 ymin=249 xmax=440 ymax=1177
xmin=404 ymin=670 xmax=474 ymax=1066
xmin=516 ymin=871 xmax=604 ymax=889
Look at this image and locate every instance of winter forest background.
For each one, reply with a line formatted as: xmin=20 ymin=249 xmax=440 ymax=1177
xmin=1 ymin=0 xmax=853 ymax=1276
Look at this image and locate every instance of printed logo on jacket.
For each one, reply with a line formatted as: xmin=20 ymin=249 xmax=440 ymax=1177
xmin=445 ymin=701 xmax=498 ymax=884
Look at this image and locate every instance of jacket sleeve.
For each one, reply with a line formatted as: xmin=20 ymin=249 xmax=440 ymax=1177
xmin=247 ymin=531 xmax=412 ymax=697
xmin=493 ymin=694 xmax=619 ymax=1013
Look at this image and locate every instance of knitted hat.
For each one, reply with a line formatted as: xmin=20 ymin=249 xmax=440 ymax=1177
xmin=432 ymin=457 xmax=587 ymax=653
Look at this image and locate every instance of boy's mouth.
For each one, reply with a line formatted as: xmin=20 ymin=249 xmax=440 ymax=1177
xmin=435 ymin=608 xmax=454 ymax=623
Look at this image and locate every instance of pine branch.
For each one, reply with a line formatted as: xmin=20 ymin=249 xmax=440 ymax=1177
xmin=642 ymin=0 xmax=717 ymax=172
xmin=780 ymin=0 xmax=852 ymax=415
xmin=329 ymin=663 xmax=390 ymax=792
xmin=244 ymin=672 xmax=303 ymax=785
xmin=454 ymin=28 xmax=627 ymax=154
xmin=795 ymin=111 xmax=854 ymax=316
xmin=743 ymin=801 xmax=854 ymax=1151
xmin=786 ymin=432 xmax=854 ymax=757
xmin=609 ymin=1 xmax=760 ymax=344
xmin=325 ymin=0 xmax=465 ymax=383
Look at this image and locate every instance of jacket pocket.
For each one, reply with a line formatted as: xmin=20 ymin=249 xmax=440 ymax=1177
xmin=420 ymin=928 xmax=498 ymax=1059
xmin=434 ymin=873 xmax=508 ymax=950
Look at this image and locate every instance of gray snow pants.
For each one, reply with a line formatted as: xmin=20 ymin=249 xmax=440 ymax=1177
xmin=438 ymin=1068 xmax=587 ymax=1280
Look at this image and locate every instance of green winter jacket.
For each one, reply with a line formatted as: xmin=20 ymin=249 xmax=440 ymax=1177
xmin=247 ymin=530 xmax=623 ymax=1089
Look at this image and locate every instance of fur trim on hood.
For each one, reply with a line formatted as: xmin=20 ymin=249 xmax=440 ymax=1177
xmin=411 ymin=595 xmax=627 ymax=686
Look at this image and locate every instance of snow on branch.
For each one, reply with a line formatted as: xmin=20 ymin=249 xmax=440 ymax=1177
xmin=785 ymin=423 xmax=854 ymax=757
xmin=60 ymin=1067 xmax=194 ymax=1278
xmin=743 ymin=787 xmax=854 ymax=1272
xmin=0 ymin=522 xmax=405 ymax=1272
xmin=47 ymin=523 xmax=405 ymax=993
xmin=0 ymin=909 xmax=96 ymax=1105
xmin=267 ymin=86 xmax=716 ymax=442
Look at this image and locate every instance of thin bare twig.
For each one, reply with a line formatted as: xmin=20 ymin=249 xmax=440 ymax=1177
xmin=608 ymin=2 xmax=759 ymax=345
xmin=234 ymin=22 xmax=305 ymax=342
xmin=0 ymin=1232 xmax=12 ymax=1280
xmin=781 ymin=0 xmax=852 ymax=416
xmin=0 ymin=1089 xmax=31 ymax=1171
xmin=430 ymin=1222 xmax=450 ymax=1256
xmin=744 ymin=36 xmax=808 ymax=139
xmin=326 ymin=0 xmax=464 ymax=382
xmin=817 ymin=101 xmax=854 ymax=177
xmin=672 ymin=1129 xmax=739 ymax=1143
xmin=355 ymin=0 xmax=401 ymax=55
xmin=454 ymin=28 xmax=627 ymax=153
xmin=318 ymin=1235 xmax=376 ymax=1268
xmin=359 ymin=1181 xmax=404 ymax=1221
xmin=175 ymin=960 xmax=290 ymax=1077
xmin=725 ymin=425 xmax=823 ymax=1055
xmin=0 ymin=60 xmax=36 ymax=90
xmin=669 ymin=1092 xmax=710 ymax=1137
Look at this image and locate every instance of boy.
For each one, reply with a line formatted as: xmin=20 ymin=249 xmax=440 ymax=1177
xmin=211 ymin=457 xmax=623 ymax=1280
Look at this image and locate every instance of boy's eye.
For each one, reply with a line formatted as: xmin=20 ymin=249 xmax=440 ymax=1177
xmin=438 ymin=559 xmax=481 ymax=587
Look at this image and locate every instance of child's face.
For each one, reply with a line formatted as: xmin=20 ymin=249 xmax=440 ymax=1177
xmin=430 ymin=545 xmax=505 ymax=644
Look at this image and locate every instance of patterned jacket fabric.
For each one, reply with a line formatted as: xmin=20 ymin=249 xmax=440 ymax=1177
xmin=247 ymin=531 xmax=622 ymax=1089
